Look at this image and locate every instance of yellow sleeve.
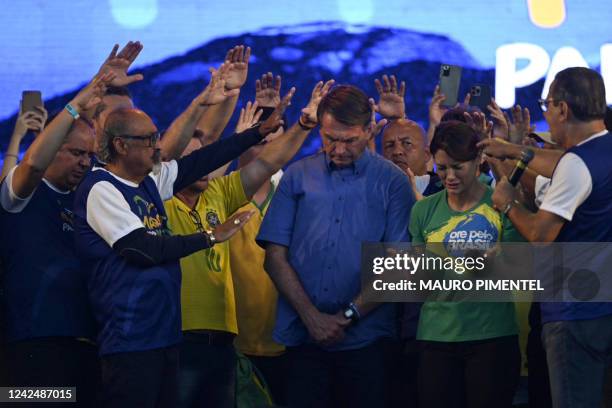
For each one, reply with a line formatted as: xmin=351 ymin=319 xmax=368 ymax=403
xmin=206 ymin=170 xmax=248 ymax=215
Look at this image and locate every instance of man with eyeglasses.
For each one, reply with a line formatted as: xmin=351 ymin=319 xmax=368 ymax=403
xmin=481 ymin=67 xmax=612 ymax=408
xmin=257 ymin=84 xmax=414 ymax=408
xmin=0 ymin=73 xmax=113 ymax=404
xmin=72 ymin=69 xmax=299 ymax=406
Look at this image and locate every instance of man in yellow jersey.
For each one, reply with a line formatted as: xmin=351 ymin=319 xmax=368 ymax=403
xmin=230 ymin=73 xmax=288 ymax=406
xmin=164 ymin=80 xmax=330 ymax=408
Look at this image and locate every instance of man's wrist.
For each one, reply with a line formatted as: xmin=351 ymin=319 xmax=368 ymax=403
xmin=501 ymin=143 xmax=524 ymax=160
xmin=65 ymin=102 xmax=81 ymax=119
xmin=343 ymin=302 xmax=361 ymax=323
xmin=256 ymin=101 xmax=275 ymax=109
xmin=385 ymin=112 xmax=406 ymax=121
xmin=191 ymin=98 xmax=209 ymax=112
xmin=298 ymin=115 xmax=316 ymax=131
xmin=203 ymin=229 xmax=217 ymax=247
xmin=299 ymin=305 xmax=321 ymax=327
xmin=224 ymin=84 xmax=243 ymax=92
xmin=502 ymin=199 xmax=521 ymax=215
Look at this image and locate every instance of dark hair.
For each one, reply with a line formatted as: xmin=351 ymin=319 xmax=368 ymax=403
xmin=430 ymin=120 xmax=480 ymax=162
xmin=440 ymin=104 xmax=484 ymax=123
xmin=316 ymin=85 xmax=371 ymax=127
xmin=92 ymin=86 xmax=132 ymax=120
xmin=605 ymin=106 xmax=612 ymax=131
xmin=441 ymin=107 xmax=469 ymax=123
xmin=106 ymin=86 xmax=132 ymax=98
xmin=550 ymin=67 xmax=607 ymax=122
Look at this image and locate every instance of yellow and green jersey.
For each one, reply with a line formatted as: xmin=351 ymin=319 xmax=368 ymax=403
xmin=409 ymin=187 xmax=523 ymax=342
xmin=165 ymin=171 xmax=247 ymax=334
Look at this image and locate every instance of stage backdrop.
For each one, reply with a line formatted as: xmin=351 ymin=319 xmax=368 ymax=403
xmin=1 ymin=0 xmax=610 ymax=160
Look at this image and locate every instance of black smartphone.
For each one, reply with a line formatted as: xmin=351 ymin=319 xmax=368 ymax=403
xmin=21 ymin=90 xmax=43 ymax=113
xmin=438 ymin=64 xmax=462 ymax=107
xmin=469 ymin=84 xmax=492 ymax=112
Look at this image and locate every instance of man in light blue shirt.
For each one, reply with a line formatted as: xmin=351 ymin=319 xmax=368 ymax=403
xmin=257 ymin=83 xmax=414 ymax=408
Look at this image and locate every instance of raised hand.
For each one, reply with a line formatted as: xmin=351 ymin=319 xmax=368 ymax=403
xmin=71 ymin=71 xmax=116 ymax=112
xmin=477 ymin=137 xmax=518 ymax=160
xmin=429 ymin=84 xmax=448 ymax=127
xmin=259 ymin=88 xmax=296 ymax=136
xmin=300 ymin=79 xmax=335 ymax=128
xmin=487 ymin=98 xmax=510 ymax=140
xmin=15 ymin=105 xmax=48 ymax=136
xmin=196 ymin=63 xmax=240 ymax=107
xmin=235 ymin=101 xmax=263 ymax=133
xmin=461 ymin=91 xmax=472 ymax=107
xmin=405 ymin=167 xmax=424 ymax=201
xmin=223 ymin=45 xmax=251 ymax=91
xmin=367 ymin=98 xmax=388 ymax=140
xmin=98 ymin=41 xmax=144 ymax=87
xmin=505 ymin=105 xmax=534 ymax=144
xmin=373 ymin=74 xmax=406 ymax=119
xmin=213 ymin=210 xmax=255 ymax=242
xmin=464 ymin=111 xmax=493 ymax=140
xmin=255 ymin=72 xmax=282 ymax=108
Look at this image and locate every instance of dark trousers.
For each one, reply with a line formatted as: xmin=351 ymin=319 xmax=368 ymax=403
xmin=419 ymin=335 xmax=521 ymax=408
xmin=3 ymin=337 xmax=99 ymax=408
xmin=247 ymin=353 xmax=289 ymax=407
xmin=99 ymin=345 xmax=179 ymax=408
xmin=542 ymin=314 xmax=612 ymax=408
xmin=177 ymin=331 xmax=237 ymax=408
xmin=526 ymin=303 xmax=552 ymax=408
xmin=285 ymin=338 xmax=395 ymax=408
xmin=388 ymin=338 xmax=419 ymax=408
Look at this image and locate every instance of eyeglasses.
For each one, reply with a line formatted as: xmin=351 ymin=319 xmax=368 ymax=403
xmin=118 ymin=131 xmax=161 ymax=147
xmin=538 ymin=98 xmax=558 ymax=112
xmin=188 ymin=210 xmax=205 ymax=232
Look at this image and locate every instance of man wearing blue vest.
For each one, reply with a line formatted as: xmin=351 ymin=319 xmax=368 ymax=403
xmin=73 ymin=72 xmax=291 ymax=406
xmin=481 ymin=67 xmax=612 ymax=408
xmin=0 ymin=73 xmax=114 ymax=403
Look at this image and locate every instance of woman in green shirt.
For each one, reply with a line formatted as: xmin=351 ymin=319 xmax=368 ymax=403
xmin=410 ymin=121 xmax=521 ymax=408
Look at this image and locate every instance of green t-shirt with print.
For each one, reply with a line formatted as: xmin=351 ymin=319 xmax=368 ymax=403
xmin=409 ymin=186 xmax=523 ymax=342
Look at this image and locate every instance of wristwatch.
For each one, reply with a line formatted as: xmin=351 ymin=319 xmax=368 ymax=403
xmin=204 ymin=229 xmax=217 ymax=247
xmin=342 ymin=302 xmax=361 ymax=323
xmin=502 ymin=199 xmax=521 ymax=215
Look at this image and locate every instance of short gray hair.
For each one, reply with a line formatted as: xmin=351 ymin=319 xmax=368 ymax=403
xmin=97 ymin=108 xmax=134 ymax=163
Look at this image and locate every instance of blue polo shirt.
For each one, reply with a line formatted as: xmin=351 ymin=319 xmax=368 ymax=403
xmin=257 ymin=149 xmax=414 ymax=351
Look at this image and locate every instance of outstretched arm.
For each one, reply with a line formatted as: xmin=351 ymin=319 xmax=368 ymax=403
xmin=372 ymin=74 xmax=406 ymax=120
xmin=478 ymin=138 xmax=564 ymax=178
xmin=240 ymin=80 xmax=335 ymax=199
xmin=10 ymin=72 xmax=114 ymax=198
xmin=159 ymin=62 xmax=239 ymax=160
xmin=1 ymin=105 xmax=48 ymax=181
xmin=195 ymin=45 xmax=252 ymax=145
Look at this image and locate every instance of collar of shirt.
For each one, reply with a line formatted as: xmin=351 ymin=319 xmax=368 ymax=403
xmin=576 ymin=129 xmax=609 ymax=146
xmin=172 ymin=194 xmax=205 ymax=215
xmin=324 ymin=148 xmax=372 ymax=175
